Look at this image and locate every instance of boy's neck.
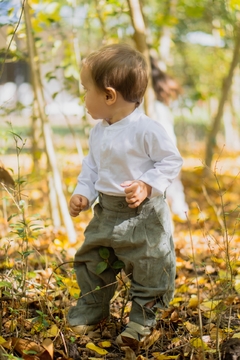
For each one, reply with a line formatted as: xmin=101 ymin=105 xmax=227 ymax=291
xmin=105 ymin=101 xmax=137 ymax=125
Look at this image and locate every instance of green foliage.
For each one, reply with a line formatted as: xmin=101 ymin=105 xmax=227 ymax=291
xmin=0 ymin=281 xmax=12 ymax=288
xmin=1 ymin=0 xmax=239 ymax=143
xmin=33 ymin=310 xmax=49 ymax=329
xmin=99 ymin=247 xmax=110 ymax=259
xmin=96 ymin=261 xmax=108 ymax=275
xmin=96 ymin=247 xmax=124 ymax=275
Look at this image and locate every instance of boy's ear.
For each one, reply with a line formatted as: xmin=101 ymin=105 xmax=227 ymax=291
xmin=105 ymin=87 xmax=117 ymax=104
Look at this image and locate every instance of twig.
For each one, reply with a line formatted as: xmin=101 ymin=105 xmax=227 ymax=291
xmin=202 ymin=185 xmax=224 ymax=228
xmin=0 ymin=182 xmax=20 ymax=211
xmin=60 ymin=330 xmax=69 ymax=358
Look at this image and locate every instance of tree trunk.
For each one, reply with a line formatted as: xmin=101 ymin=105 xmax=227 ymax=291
xmin=127 ymin=0 xmax=155 ymax=117
xmin=31 ymin=101 xmax=43 ymax=168
xmin=24 ymin=0 xmax=77 ymax=243
xmin=158 ymin=0 xmax=178 ymax=71
xmin=205 ymin=27 xmax=240 ymax=168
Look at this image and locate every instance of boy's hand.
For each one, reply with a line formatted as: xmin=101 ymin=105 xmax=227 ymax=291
xmin=69 ymin=194 xmax=89 ymax=217
xmin=121 ymin=180 xmax=152 ymax=208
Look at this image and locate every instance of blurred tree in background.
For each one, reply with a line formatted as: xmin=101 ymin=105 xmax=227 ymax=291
xmin=0 ymin=0 xmax=240 ymax=230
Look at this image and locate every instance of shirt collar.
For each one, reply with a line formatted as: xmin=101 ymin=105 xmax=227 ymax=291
xmin=101 ymin=107 xmax=142 ymax=128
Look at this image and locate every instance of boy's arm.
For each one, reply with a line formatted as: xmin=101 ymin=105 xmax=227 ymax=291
xmin=138 ymin=124 xmax=183 ymax=198
xmin=72 ymin=131 xmax=99 ymax=210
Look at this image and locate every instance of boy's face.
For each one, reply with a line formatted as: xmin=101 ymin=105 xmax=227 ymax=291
xmin=80 ymin=65 xmax=109 ymax=120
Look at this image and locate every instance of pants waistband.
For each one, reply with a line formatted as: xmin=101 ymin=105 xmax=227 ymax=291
xmin=98 ymin=192 xmax=149 ymax=213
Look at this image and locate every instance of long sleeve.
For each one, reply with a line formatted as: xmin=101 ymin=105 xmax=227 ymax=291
xmin=72 ymin=131 xmax=99 ymax=207
xmin=138 ymin=123 xmax=183 ymax=197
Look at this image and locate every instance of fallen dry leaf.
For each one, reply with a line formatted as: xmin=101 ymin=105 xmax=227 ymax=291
xmin=86 ymin=341 xmax=108 ymax=355
xmin=121 ymin=346 xmax=137 ymax=360
xmin=0 ymin=336 xmax=6 ymax=345
xmin=2 ymin=338 xmax=53 ymax=360
xmin=42 ymin=338 xmax=54 ymax=359
xmin=141 ymin=329 xmax=161 ymax=350
xmin=152 ymin=354 xmax=179 ymax=360
xmin=97 ymin=340 xmax=112 ymax=348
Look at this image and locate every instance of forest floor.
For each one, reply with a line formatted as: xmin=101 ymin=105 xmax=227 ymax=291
xmin=0 ymin=152 xmax=240 ymax=360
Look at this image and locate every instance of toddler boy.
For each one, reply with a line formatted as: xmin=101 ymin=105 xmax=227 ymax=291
xmin=68 ymin=43 xmax=183 ymax=347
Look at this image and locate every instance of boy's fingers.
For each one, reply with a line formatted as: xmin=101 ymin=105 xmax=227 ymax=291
xmin=120 ymin=181 xmax=133 ymax=188
xmin=71 ymin=202 xmax=81 ymax=210
xmin=81 ymin=198 xmax=89 ymax=209
xmin=69 ymin=209 xmax=80 ymax=217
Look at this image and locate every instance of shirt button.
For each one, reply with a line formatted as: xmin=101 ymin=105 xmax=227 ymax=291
xmin=118 ymin=203 xmax=124 ymax=209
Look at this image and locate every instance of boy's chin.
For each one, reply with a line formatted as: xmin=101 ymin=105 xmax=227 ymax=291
xmin=87 ymin=110 xmax=103 ymax=120
xmin=91 ymin=115 xmax=102 ymax=120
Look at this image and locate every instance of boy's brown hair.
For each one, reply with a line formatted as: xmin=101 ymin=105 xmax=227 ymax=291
xmin=83 ymin=43 xmax=148 ymax=106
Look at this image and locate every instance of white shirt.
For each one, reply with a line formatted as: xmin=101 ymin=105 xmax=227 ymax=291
xmin=73 ymin=107 xmax=183 ymax=206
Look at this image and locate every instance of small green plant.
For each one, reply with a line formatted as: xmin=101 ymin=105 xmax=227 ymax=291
xmin=96 ymin=247 xmax=124 ymax=275
xmin=2 ymin=128 xmax=44 ymax=296
xmin=32 ymin=310 xmax=49 ymax=329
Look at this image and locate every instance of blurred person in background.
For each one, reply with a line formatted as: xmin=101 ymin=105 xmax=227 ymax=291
xmin=150 ymin=56 xmax=188 ymax=221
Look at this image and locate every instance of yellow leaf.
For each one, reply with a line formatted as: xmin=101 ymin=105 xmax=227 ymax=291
xmin=170 ymin=297 xmax=184 ymax=305
xmin=86 ymin=342 xmax=108 ymax=355
xmin=211 ymin=256 xmax=223 ymax=264
xmin=171 ymin=337 xmax=181 ymax=344
xmin=184 ymin=321 xmax=199 ymax=335
xmin=188 ymin=296 xmax=199 ymax=308
xmin=4 ymin=320 xmax=17 ymax=332
xmin=42 ymin=324 xmax=59 ymax=338
xmin=233 ymin=333 xmax=240 ymax=338
xmin=190 ymin=338 xmax=209 ymax=350
xmin=32 ymin=321 xmax=44 ymax=333
xmin=199 ymin=300 xmax=221 ymax=311
xmin=175 ymin=284 xmax=188 ymax=293
xmin=97 ymin=340 xmax=111 ymax=348
xmin=61 ymin=277 xmax=80 ymax=297
xmin=152 ymin=353 xmax=179 ymax=359
xmin=0 ymin=336 xmax=6 ymax=345
xmin=197 ymin=276 xmax=207 ymax=285
xmin=124 ymin=304 xmax=131 ymax=313
xmin=218 ymin=270 xmax=231 ymax=280
xmin=234 ymin=274 xmax=240 ymax=294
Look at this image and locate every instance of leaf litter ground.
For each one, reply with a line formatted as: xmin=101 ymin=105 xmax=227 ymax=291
xmin=0 ymin=156 xmax=240 ymax=360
